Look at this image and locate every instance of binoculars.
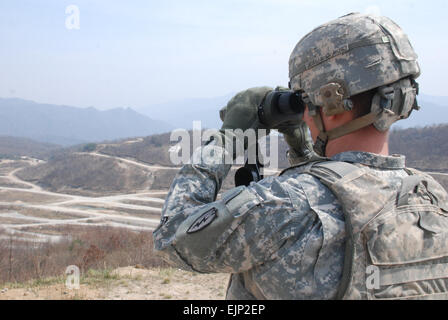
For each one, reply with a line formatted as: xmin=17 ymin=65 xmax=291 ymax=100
xmin=235 ymin=89 xmax=307 ymax=187
xmin=258 ymin=89 xmax=306 ymax=129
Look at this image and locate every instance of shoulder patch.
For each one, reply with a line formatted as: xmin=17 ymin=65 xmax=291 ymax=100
xmin=186 ymin=207 xmax=218 ymax=234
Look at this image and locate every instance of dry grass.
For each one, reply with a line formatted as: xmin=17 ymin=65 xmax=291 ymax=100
xmin=0 ymin=226 xmax=167 ymax=286
xmin=0 ymin=204 xmax=84 ymax=220
xmin=0 ymin=189 xmax=68 ymax=204
xmin=0 ymin=266 xmax=229 ymax=300
xmin=0 ymin=177 xmax=32 ymax=189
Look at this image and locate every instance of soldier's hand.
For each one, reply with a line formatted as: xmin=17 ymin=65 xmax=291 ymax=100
xmin=278 ymin=122 xmax=326 ymax=166
xmin=278 ymin=122 xmax=312 ymax=155
xmin=220 ymin=87 xmax=273 ymax=134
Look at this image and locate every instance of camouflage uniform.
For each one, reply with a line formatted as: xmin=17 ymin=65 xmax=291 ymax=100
xmin=152 ymin=137 xmax=409 ymax=299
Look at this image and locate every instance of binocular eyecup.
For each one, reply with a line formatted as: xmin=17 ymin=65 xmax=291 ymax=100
xmin=258 ymin=90 xmax=306 ymax=129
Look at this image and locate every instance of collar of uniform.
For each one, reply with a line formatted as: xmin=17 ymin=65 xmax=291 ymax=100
xmin=330 ymin=151 xmax=406 ymax=169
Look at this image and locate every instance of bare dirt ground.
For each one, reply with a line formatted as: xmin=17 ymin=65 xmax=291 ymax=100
xmin=0 ymin=155 xmax=230 ymax=300
xmin=0 ymin=267 xmax=229 ymax=300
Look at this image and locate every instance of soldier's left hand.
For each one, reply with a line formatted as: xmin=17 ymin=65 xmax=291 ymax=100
xmin=220 ymin=87 xmax=273 ymax=134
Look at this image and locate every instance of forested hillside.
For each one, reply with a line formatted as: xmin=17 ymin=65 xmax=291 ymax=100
xmin=389 ymin=124 xmax=448 ymax=171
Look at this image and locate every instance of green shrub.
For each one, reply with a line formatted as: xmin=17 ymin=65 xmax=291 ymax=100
xmin=82 ymin=143 xmax=97 ymax=152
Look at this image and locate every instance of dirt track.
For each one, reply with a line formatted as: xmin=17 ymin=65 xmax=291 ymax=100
xmin=0 ymin=156 xmax=168 ymax=242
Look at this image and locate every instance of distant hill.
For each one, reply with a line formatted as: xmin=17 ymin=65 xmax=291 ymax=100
xmin=98 ymin=133 xmax=174 ymax=167
xmin=16 ymin=152 xmax=156 ymax=196
xmin=389 ymin=124 xmax=448 ymax=171
xmin=96 ymin=125 xmax=448 ymax=190
xmin=0 ymin=136 xmax=61 ymax=160
xmin=12 ymin=121 xmax=448 ymax=196
xmin=0 ymin=98 xmax=173 ymax=146
xmin=136 ymin=94 xmax=234 ymax=130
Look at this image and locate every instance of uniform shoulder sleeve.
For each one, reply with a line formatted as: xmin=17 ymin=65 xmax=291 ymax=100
xmin=153 ymin=174 xmax=306 ymax=273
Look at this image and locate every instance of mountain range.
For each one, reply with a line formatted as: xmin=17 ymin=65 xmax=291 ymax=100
xmin=0 ymin=98 xmax=173 ymax=146
xmin=0 ymin=93 xmax=446 ymax=146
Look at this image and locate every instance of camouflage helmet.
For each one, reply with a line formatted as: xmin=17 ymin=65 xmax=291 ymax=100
xmin=289 ymin=13 xmax=421 ymax=155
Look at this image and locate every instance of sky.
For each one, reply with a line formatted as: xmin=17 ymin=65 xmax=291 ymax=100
xmin=0 ymin=0 xmax=447 ymax=110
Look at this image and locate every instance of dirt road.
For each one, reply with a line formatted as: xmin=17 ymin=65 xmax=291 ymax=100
xmin=0 ymin=157 xmax=167 ymax=242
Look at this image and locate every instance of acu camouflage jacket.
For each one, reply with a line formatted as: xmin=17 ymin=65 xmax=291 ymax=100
xmin=153 ymin=138 xmax=448 ymax=300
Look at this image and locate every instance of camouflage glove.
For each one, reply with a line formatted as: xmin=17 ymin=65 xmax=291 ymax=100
xmin=278 ymin=122 xmax=327 ymax=166
xmin=218 ymin=87 xmax=273 ymax=160
xmin=220 ymin=87 xmax=273 ymax=133
xmin=273 ymin=84 xmax=327 ymax=165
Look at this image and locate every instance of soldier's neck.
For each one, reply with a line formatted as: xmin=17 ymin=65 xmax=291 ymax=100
xmin=325 ymin=125 xmax=389 ymax=158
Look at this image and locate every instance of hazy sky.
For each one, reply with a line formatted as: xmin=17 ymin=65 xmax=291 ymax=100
xmin=1 ymin=0 xmax=447 ymax=110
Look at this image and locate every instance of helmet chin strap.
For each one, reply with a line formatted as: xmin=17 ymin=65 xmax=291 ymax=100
xmin=311 ymin=105 xmax=383 ymax=157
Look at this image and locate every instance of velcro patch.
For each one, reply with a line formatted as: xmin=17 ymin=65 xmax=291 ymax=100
xmin=186 ymin=208 xmax=218 ymax=234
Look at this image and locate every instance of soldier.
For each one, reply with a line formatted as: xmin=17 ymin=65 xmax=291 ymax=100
xmin=153 ymin=13 xmax=448 ymax=299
